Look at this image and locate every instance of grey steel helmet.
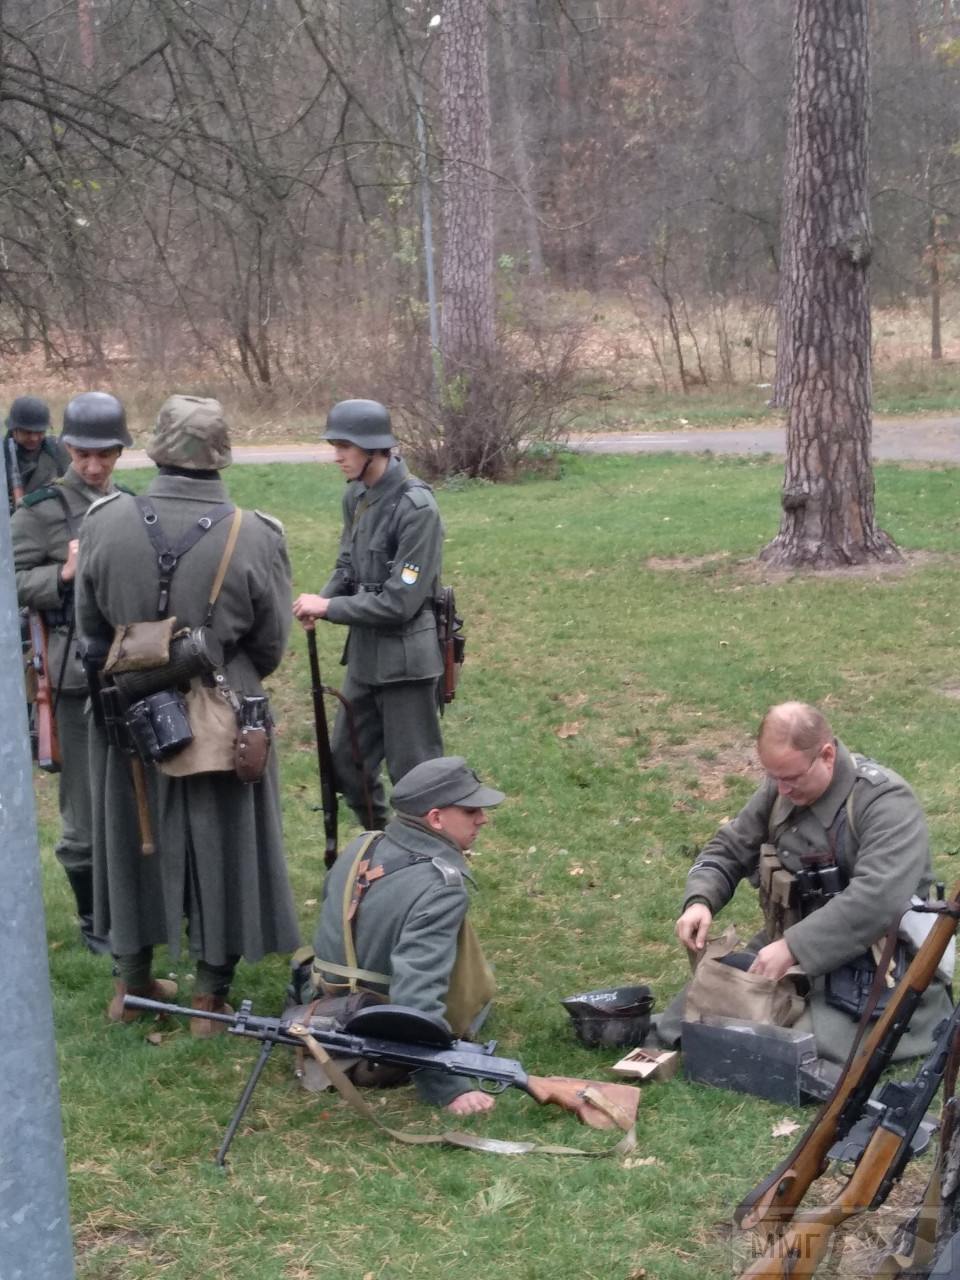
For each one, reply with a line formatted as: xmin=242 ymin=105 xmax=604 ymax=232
xmin=322 ymin=399 xmax=396 ymax=451
xmin=61 ymin=392 xmax=132 ymax=449
xmin=6 ymin=395 xmax=51 ymax=433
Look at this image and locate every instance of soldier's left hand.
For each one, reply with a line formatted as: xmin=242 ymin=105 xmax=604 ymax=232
xmin=748 ymin=937 xmax=797 ymax=981
xmin=293 ymin=592 xmax=329 ymax=622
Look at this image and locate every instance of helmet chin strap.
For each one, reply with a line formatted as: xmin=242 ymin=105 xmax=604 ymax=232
xmin=357 ymin=452 xmax=373 ymax=484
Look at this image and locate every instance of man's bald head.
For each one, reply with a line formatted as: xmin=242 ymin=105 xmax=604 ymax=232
xmin=757 ymin=702 xmax=833 ymax=754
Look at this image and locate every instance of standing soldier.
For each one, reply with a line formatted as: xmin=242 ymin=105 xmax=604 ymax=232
xmin=293 ymin=400 xmax=444 ymax=829
xmin=12 ymin=392 xmax=129 ymax=953
xmin=5 ymin=396 xmax=70 ymax=511
xmin=76 ymin=395 xmax=300 ymax=1030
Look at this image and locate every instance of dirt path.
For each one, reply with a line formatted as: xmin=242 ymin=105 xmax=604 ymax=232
xmin=116 ymin=414 xmax=960 ymax=470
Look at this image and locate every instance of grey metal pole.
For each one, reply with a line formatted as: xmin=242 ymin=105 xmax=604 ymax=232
xmin=0 ymin=459 xmax=76 ymax=1279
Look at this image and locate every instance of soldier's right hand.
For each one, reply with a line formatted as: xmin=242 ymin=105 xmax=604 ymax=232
xmin=675 ymin=902 xmax=713 ymax=952
xmin=61 ymin=538 xmax=80 ymax=584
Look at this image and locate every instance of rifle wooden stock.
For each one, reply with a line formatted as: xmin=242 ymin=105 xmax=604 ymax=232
xmin=525 ymin=1075 xmax=640 ymax=1132
xmin=740 ymin=1126 xmax=904 ymax=1279
xmin=7 ymin=436 xmax=23 ymax=506
xmin=306 ymin=626 xmax=338 ymax=867
xmin=736 ymin=881 xmax=960 ymax=1233
xmin=28 ymin=611 xmax=61 ymax=773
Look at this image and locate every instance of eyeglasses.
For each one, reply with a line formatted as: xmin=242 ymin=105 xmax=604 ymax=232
xmin=763 ymin=748 xmax=825 ymax=787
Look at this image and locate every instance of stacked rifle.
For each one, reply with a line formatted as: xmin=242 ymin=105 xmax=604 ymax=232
xmin=734 ymin=879 xmax=960 ymax=1279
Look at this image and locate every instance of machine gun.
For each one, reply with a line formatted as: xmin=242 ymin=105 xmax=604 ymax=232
xmin=124 ymin=995 xmax=640 ymax=1166
xmin=735 ymin=880 xmax=960 ymax=1251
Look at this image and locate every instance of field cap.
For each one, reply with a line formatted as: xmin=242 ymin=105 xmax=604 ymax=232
xmin=148 ymin=395 xmax=232 ymax=470
xmin=392 ymin=756 xmax=505 ymax=814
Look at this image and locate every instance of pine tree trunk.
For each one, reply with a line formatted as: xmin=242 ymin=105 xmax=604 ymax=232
xmin=440 ymin=0 xmax=495 ymax=475
xmin=761 ymin=0 xmax=900 ymax=568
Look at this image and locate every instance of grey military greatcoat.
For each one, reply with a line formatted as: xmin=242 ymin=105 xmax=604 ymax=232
xmin=311 ymin=815 xmax=493 ymax=1105
xmin=12 ymin=466 xmax=119 ymax=875
xmin=322 ymin=456 xmax=444 ymax=825
xmin=76 ymin=473 xmax=300 ymax=965
xmin=678 ymin=740 xmax=953 ymax=1061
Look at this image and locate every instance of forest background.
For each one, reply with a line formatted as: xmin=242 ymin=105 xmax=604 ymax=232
xmin=2 ymin=0 xmax=960 ymax=454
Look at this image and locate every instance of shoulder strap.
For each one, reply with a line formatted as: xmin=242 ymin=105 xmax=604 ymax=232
xmin=133 ymin=496 xmax=236 ymax=617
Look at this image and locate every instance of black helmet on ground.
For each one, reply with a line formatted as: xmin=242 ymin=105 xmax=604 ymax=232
xmin=6 ymin=395 xmax=51 ymax=433
xmin=61 ymin=392 xmax=132 ymax=449
xmin=322 ymin=399 xmax=396 ymax=451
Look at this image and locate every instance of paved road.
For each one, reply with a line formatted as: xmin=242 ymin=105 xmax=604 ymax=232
xmin=117 ymin=415 xmax=960 ymax=470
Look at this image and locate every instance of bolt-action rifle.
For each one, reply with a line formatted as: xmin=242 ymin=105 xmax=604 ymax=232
xmin=306 ymin=625 xmax=338 ymax=867
xmin=740 ymin=1001 xmax=960 ymax=1278
xmin=124 ymin=995 xmax=640 ymax=1166
xmin=735 ymin=881 xmax=960 ymax=1239
xmin=27 ymin=610 xmax=61 ymax=773
xmin=434 ymin=585 xmax=464 ymax=714
xmin=7 ymin=437 xmax=61 ymax=771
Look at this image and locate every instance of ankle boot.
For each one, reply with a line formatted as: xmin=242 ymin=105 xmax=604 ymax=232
xmin=65 ymin=866 xmax=111 ymax=955
xmin=190 ymin=993 xmax=234 ymax=1038
xmin=107 ymin=977 xmax=179 ymax=1023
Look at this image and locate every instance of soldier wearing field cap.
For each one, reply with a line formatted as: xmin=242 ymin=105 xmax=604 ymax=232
xmin=293 ymin=399 xmax=445 ymax=829
xmin=305 ymin=755 xmax=503 ymax=1113
xmin=4 ymin=395 xmax=70 ymax=511
xmin=76 ymin=394 xmax=300 ymax=1030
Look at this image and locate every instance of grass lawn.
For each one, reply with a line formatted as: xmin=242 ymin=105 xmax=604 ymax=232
xmin=36 ymin=452 xmax=960 ymax=1279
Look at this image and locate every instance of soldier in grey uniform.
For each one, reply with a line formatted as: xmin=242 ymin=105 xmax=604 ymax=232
xmin=76 ymin=395 xmax=300 ymax=1030
xmin=305 ymin=756 xmax=502 ymax=1114
xmin=660 ymin=701 xmax=953 ymax=1062
xmin=5 ymin=396 xmax=70 ymax=511
xmin=12 ymin=392 xmax=130 ymax=953
xmin=293 ymin=400 xmax=444 ymax=829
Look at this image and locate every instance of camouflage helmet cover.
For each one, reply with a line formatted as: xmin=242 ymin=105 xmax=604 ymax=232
xmin=322 ymin=399 xmax=396 ymax=451
xmin=147 ymin=395 xmax=232 ymax=470
xmin=7 ymin=395 xmax=51 ymax=433
xmin=61 ymin=391 xmax=132 ymax=449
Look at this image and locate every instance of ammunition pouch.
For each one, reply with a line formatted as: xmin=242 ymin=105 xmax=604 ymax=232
xmin=824 ymin=943 xmax=909 ymax=1022
xmin=758 ymin=845 xmax=801 ymax=941
xmin=125 ymin=689 xmax=194 ymax=763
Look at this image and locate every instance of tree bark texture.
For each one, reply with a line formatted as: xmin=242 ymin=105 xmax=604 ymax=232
xmin=761 ymin=0 xmax=900 ymax=567
xmin=440 ymin=0 xmax=494 ymax=368
xmin=440 ymin=0 xmax=495 ymax=474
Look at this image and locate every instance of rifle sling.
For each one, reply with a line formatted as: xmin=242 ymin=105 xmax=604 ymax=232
xmin=289 ymin=1021 xmax=637 ymax=1159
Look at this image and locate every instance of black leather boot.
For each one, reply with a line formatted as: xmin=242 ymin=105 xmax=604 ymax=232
xmin=65 ymin=866 xmax=111 ymax=955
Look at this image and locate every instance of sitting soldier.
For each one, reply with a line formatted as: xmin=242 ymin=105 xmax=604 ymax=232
xmin=657 ymin=701 xmax=953 ymax=1063
xmin=301 ymin=756 xmax=503 ymax=1115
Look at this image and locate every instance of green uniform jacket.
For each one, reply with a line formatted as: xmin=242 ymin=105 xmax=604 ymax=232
xmin=322 ymin=457 xmax=443 ymax=684
xmin=683 ymin=740 xmax=952 ymax=1061
xmin=312 ymin=816 xmax=478 ymax=1105
xmin=12 ymin=466 xmax=121 ymax=695
xmin=75 ymin=473 xmax=300 ymax=965
xmin=5 ymin=433 xmax=70 ymax=511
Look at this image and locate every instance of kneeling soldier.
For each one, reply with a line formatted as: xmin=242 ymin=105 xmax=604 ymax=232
xmin=304 ymin=756 xmax=502 ymax=1115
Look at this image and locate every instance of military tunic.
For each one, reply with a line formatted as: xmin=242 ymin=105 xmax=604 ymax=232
xmin=5 ymin=433 xmax=70 ymax=511
xmin=321 ymin=456 xmax=444 ymax=826
xmin=677 ymin=740 xmax=952 ymax=1061
xmin=75 ymin=473 xmax=300 ymax=965
xmin=12 ymin=467 xmax=121 ymax=877
xmin=311 ymin=815 xmax=494 ymax=1105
